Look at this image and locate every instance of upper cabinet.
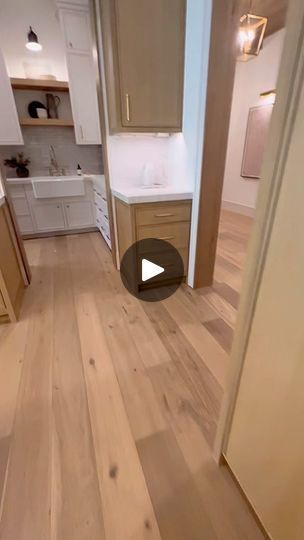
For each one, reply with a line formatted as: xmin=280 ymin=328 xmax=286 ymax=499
xmin=0 ymin=51 xmax=24 ymax=145
xmin=60 ymin=10 xmax=91 ymax=53
xmin=58 ymin=3 xmax=102 ymax=145
xmin=101 ymin=0 xmax=186 ymax=133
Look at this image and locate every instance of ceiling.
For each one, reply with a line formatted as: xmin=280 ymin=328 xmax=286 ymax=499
xmin=249 ymin=0 xmax=289 ymax=36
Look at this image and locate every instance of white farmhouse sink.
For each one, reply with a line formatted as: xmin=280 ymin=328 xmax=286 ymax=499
xmin=32 ymin=176 xmax=85 ymax=199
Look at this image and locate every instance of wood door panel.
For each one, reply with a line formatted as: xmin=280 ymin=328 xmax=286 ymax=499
xmin=135 ymin=202 xmax=191 ymax=226
xmin=114 ymin=0 xmax=185 ymax=128
xmin=137 ymin=222 xmax=190 ymax=250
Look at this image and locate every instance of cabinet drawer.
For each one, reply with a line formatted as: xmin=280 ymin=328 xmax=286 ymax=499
xmin=94 ymin=193 xmax=108 ymax=216
xmin=93 ymin=186 xmax=107 ymax=201
xmin=136 ymin=202 xmax=191 ymax=226
xmin=138 ymin=246 xmax=189 ymax=277
xmin=96 ymin=214 xmax=111 ymax=244
xmin=96 ymin=205 xmax=110 ymax=226
xmin=137 ymin=221 xmax=190 ymax=250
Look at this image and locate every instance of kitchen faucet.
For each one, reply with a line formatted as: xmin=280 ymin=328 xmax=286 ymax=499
xmin=49 ymin=145 xmax=65 ymax=176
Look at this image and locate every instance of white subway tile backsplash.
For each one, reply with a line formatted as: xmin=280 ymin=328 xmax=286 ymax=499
xmin=0 ymin=126 xmax=103 ymax=177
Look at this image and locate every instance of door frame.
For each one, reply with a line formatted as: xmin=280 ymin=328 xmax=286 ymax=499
xmin=193 ymin=0 xmax=248 ymax=288
xmin=90 ymin=0 xmax=117 ymax=267
xmin=213 ymin=0 xmax=304 ymax=460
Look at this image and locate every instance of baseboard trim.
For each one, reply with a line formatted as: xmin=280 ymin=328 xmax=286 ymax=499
xmin=22 ymin=227 xmax=98 ymax=240
xmin=221 ymin=200 xmax=255 ymax=217
xmin=221 ymin=454 xmax=272 ymax=539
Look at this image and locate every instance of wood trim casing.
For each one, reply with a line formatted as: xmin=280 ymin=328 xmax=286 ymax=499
xmin=90 ymin=0 xmax=117 ymax=267
xmin=193 ymin=0 xmax=248 ymax=288
xmin=0 ymin=164 xmax=31 ymax=285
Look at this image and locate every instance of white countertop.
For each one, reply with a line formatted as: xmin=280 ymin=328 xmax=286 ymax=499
xmin=111 ymin=185 xmax=193 ymax=204
xmin=6 ymin=174 xmax=95 ymax=185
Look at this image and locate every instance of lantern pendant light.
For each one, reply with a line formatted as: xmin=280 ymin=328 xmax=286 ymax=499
xmin=26 ymin=27 xmax=42 ymax=52
xmin=238 ymin=1 xmax=267 ymax=62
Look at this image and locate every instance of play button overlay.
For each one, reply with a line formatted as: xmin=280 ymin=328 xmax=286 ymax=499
xmin=142 ymin=259 xmax=164 ymax=282
xmin=120 ymin=238 xmax=184 ymax=302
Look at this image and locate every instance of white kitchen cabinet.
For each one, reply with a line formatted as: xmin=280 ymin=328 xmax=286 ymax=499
xmin=58 ymin=5 xmax=102 ymax=145
xmin=32 ymin=203 xmax=66 ymax=232
xmin=17 ymin=215 xmax=35 ymax=234
xmin=67 ymin=53 xmax=101 ymax=144
xmin=9 ymin=184 xmax=34 ymax=233
xmin=60 ymin=10 xmax=91 ymax=52
xmin=0 ymin=51 xmax=23 ymax=145
xmin=64 ymin=201 xmax=94 ymax=228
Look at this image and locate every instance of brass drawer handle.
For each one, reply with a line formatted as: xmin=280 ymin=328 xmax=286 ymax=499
xmin=126 ymin=93 xmax=130 ymax=121
xmin=154 ymin=213 xmax=174 ymax=218
xmin=158 ymin=236 xmax=174 ymax=241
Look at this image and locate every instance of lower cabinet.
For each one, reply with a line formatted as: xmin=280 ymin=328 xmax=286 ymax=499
xmin=8 ymin=180 xmax=109 ymax=244
xmin=32 ymin=201 xmax=94 ymax=232
xmin=115 ymin=198 xmax=192 ymax=276
xmin=64 ymin=201 xmax=94 ymax=228
xmin=32 ymin=203 xmax=66 ymax=232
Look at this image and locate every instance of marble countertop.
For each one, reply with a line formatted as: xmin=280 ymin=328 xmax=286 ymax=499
xmin=111 ymin=185 xmax=193 ymax=204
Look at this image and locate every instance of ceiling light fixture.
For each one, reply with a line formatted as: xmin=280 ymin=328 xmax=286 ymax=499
xmin=26 ymin=27 xmax=42 ymax=52
xmin=237 ymin=2 xmax=267 ymax=62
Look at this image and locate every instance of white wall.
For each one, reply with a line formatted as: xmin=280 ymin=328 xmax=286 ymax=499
xmin=0 ymin=0 xmax=67 ymax=80
xmin=222 ymin=30 xmax=285 ymax=213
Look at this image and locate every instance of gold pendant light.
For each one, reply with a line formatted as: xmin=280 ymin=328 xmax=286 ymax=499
xmin=238 ymin=1 xmax=267 ymax=62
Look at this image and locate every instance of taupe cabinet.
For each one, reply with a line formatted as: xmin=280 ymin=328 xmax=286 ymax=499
xmin=101 ymin=0 xmax=186 ymax=132
xmin=115 ymin=198 xmax=191 ymax=276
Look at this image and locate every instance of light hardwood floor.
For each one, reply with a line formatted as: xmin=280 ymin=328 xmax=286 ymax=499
xmin=0 ymin=210 xmax=263 ymax=539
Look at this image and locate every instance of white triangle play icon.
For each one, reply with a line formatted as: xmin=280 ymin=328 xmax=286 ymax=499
xmin=141 ymin=258 xmax=165 ymax=282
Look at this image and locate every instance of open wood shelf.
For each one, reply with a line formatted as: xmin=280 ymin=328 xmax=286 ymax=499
xmin=20 ymin=118 xmax=74 ymax=127
xmin=11 ymin=78 xmax=69 ymax=92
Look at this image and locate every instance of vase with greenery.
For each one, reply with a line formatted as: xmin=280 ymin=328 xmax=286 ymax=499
xmin=4 ymin=153 xmax=31 ymax=178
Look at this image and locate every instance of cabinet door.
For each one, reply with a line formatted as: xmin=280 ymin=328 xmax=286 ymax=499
xmin=0 ymin=51 xmax=23 ymax=145
xmin=114 ymin=0 xmax=185 ymax=130
xmin=60 ymin=10 xmax=91 ymax=52
xmin=67 ymin=52 xmax=102 ymax=144
xmin=64 ymin=201 xmax=94 ymax=228
xmin=32 ymin=203 xmax=65 ymax=232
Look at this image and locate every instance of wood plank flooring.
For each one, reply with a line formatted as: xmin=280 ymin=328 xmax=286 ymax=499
xmin=0 ymin=210 xmax=263 ymax=539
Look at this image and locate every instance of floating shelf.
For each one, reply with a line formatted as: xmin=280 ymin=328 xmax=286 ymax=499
xmin=20 ymin=118 xmax=74 ymax=127
xmin=11 ymin=78 xmax=69 ymax=92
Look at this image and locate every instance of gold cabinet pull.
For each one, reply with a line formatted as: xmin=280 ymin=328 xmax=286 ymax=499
xmin=158 ymin=236 xmax=174 ymax=241
xmin=154 ymin=213 xmax=174 ymax=218
xmin=126 ymin=93 xmax=130 ymax=121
